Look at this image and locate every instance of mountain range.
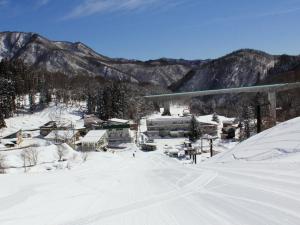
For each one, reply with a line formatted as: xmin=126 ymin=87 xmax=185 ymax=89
xmin=1 ymin=31 xmax=300 ymax=93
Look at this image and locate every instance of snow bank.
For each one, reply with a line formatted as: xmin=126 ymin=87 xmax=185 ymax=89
xmin=210 ymin=117 xmax=300 ymax=163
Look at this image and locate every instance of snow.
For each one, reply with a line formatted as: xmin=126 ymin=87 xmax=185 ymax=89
xmin=44 ymin=130 xmax=75 ymax=140
xmin=0 ymin=107 xmax=300 ymax=224
xmin=210 ymin=116 xmax=300 ymax=163
xmin=0 ymin=103 xmax=84 ymax=138
xmin=109 ymin=118 xmax=129 ymax=124
xmin=196 ymin=115 xmax=219 ymax=125
xmin=81 ymin=130 xmax=107 ymax=143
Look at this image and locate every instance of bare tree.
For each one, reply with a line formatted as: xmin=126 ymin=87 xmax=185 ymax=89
xmin=0 ymin=153 xmax=6 ymax=174
xmin=20 ymin=148 xmax=39 ymax=172
xmin=20 ymin=149 xmax=28 ymax=172
xmin=56 ymin=144 xmax=67 ymax=161
xmin=81 ymin=152 xmax=89 ymax=162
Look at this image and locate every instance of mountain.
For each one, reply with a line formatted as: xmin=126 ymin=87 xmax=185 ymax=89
xmin=0 ymin=31 xmax=199 ymax=86
xmin=1 ymin=32 xmax=300 ymax=91
xmin=170 ymin=49 xmax=300 ymax=92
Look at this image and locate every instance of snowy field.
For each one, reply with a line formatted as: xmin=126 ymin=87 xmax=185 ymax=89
xmin=0 ymin=115 xmax=300 ymax=224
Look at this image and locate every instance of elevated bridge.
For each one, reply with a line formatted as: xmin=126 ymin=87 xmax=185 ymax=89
xmin=144 ymin=82 xmax=300 ymax=126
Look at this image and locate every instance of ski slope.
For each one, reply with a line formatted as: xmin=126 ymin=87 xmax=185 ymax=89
xmin=0 ymin=118 xmax=300 ymax=225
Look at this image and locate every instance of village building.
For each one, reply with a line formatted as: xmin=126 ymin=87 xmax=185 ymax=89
xmin=40 ymin=121 xmax=57 ymax=136
xmin=146 ymin=115 xmax=192 ymax=137
xmin=0 ymin=130 xmax=23 ymax=147
xmin=81 ymin=130 xmax=108 ymax=151
xmin=221 ymin=119 xmax=238 ymax=139
xmin=44 ymin=129 xmax=80 ymax=145
xmin=101 ymin=118 xmax=132 ymax=143
xmin=84 ymin=114 xmax=104 ymax=129
xmin=196 ymin=117 xmax=218 ymax=136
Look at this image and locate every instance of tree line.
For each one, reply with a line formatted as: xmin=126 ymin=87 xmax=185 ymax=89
xmin=0 ymin=59 xmax=164 ymax=128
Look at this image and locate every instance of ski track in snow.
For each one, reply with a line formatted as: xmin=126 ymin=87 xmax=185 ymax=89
xmin=1 ymin=116 xmax=300 ymax=225
xmin=1 ymin=149 xmax=299 ymax=225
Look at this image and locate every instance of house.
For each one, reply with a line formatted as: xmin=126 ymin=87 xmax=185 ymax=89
xmin=1 ymin=130 xmax=23 ymax=147
xmin=221 ymin=120 xmax=238 ymax=139
xmin=44 ymin=129 xmax=80 ymax=144
xmin=146 ymin=115 xmax=192 ymax=137
xmin=196 ymin=117 xmax=218 ymax=136
xmin=81 ymin=130 xmax=108 ymax=151
xmin=84 ymin=114 xmax=103 ymax=129
xmin=101 ymin=118 xmax=132 ymax=143
xmin=40 ymin=121 xmax=57 ymax=136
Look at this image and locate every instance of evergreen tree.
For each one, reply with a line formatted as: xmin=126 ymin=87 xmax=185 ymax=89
xmin=29 ymin=91 xmax=36 ymax=113
xmin=241 ymin=105 xmax=255 ymax=139
xmin=87 ymin=93 xmax=96 ymax=114
xmin=189 ymin=115 xmax=201 ymax=142
xmin=212 ymin=112 xmax=220 ymax=123
xmin=0 ymin=113 xmax=5 ymax=129
xmin=96 ymin=88 xmax=105 ymax=119
xmin=0 ymin=78 xmax=15 ymax=125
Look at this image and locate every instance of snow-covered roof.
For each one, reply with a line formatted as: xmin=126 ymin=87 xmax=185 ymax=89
xmin=109 ymin=118 xmax=129 ymax=124
xmin=147 ymin=113 xmax=192 ymax=120
xmin=82 ymin=130 xmax=107 ymax=143
xmin=196 ymin=115 xmax=218 ymax=125
xmin=45 ymin=130 xmax=77 ymax=140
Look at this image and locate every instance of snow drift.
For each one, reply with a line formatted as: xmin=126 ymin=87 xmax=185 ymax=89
xmin=210 ymin=116 xmax=300 ymax=163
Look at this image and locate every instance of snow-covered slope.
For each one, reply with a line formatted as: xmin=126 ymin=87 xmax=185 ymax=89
xmin=210 ymin=116 xmax=300 ymax=163
xmin=0 ymin=117 xmax=300 ymax=225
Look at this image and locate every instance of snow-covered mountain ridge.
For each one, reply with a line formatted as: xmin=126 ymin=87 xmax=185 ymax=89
xmin=0 ymin=31 xmax=195 ymax=86
xmin=1 ymin=31 xmax=300 ymax=89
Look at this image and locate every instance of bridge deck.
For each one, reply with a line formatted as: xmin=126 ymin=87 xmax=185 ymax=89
xmin=145 ymin=82 xmax=300 ymax=102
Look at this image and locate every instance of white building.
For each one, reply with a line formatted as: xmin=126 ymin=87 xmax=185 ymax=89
xmin=81 ymin=130 xmax=108 ymax=151
xmin=103 ymin=118 xmax=132 ymax=143
xmin=146 ymin=115 xmax=192 ymax=137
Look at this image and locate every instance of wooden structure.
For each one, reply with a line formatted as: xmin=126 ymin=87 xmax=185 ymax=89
xmin=201 ymin=135 xmax=218 ymax=157
xmin=40 ymin=121 xmax=57 ymax=136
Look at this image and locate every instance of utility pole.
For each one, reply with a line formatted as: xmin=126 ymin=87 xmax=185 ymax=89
xmin=256 ymin=105 xmax=262 ymax=133
xmin=210 ymin=139 xmax=213 ymax=157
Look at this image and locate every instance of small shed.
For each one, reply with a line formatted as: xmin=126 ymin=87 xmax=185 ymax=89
xmin=1 ymin=130 xmax=23 ymax=146
xmin=44 ymin=129 xmax=80 ymax=144
xmin=81 ymin=130 xmax=108 ymax=151
xmin=40 ymin=121 xmax=57 ymax=136
xmin=196 ymin=118 xmax=218 ymax=136
xmin=84 ymin=114 xmax=103 ymax=129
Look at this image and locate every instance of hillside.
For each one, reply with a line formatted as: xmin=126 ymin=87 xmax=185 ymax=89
xmin=171 ymin=49 xmax=300 ymax=91
xmin=0 ymin=32 xmax=194 ymax=86
xmin=0 ymin=113 xmax=299 ymax=225
xmin=1 ymin=32 xmax=300 ymax=90
xmin=210 ymin=116 xmax=300 ymax=163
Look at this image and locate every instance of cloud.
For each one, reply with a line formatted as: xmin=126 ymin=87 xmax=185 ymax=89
xmin=0 ymin=0 xmax=9 ymax=7
xmin=36 ymin=0 xmax=51 ymax=8
xmin=64 ymin=0 xmax=164 ymax=19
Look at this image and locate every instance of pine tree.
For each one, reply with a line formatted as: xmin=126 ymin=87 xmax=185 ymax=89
xmin=212 ymin=112 xmax=220 ymax=123
xmin=0 ymin=78 xmax=15 ymax=124
xmin=189 ymin=115 xmax=201 ymax=142
xmin=241 ymin=105 xmax=255 ymax=139
xmin=96 ymin=88 xmax=105 ymax=119
xmin=29 ymin=91 xmax=36 ymax=113
xmin=87 ymin=93 xmax=95 ymax=115
xmin=0 ymin=113 xmax=5 ymax=129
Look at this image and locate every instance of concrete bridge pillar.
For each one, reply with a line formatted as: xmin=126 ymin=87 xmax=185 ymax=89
xmin=268 ymin=91 xmax=277 ymax=127
xmin=162 ymin=102 xmax=171 ymax=116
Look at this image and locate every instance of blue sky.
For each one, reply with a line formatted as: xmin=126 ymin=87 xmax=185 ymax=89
xmin=0 ymin=0 xmax=300 ymax=60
